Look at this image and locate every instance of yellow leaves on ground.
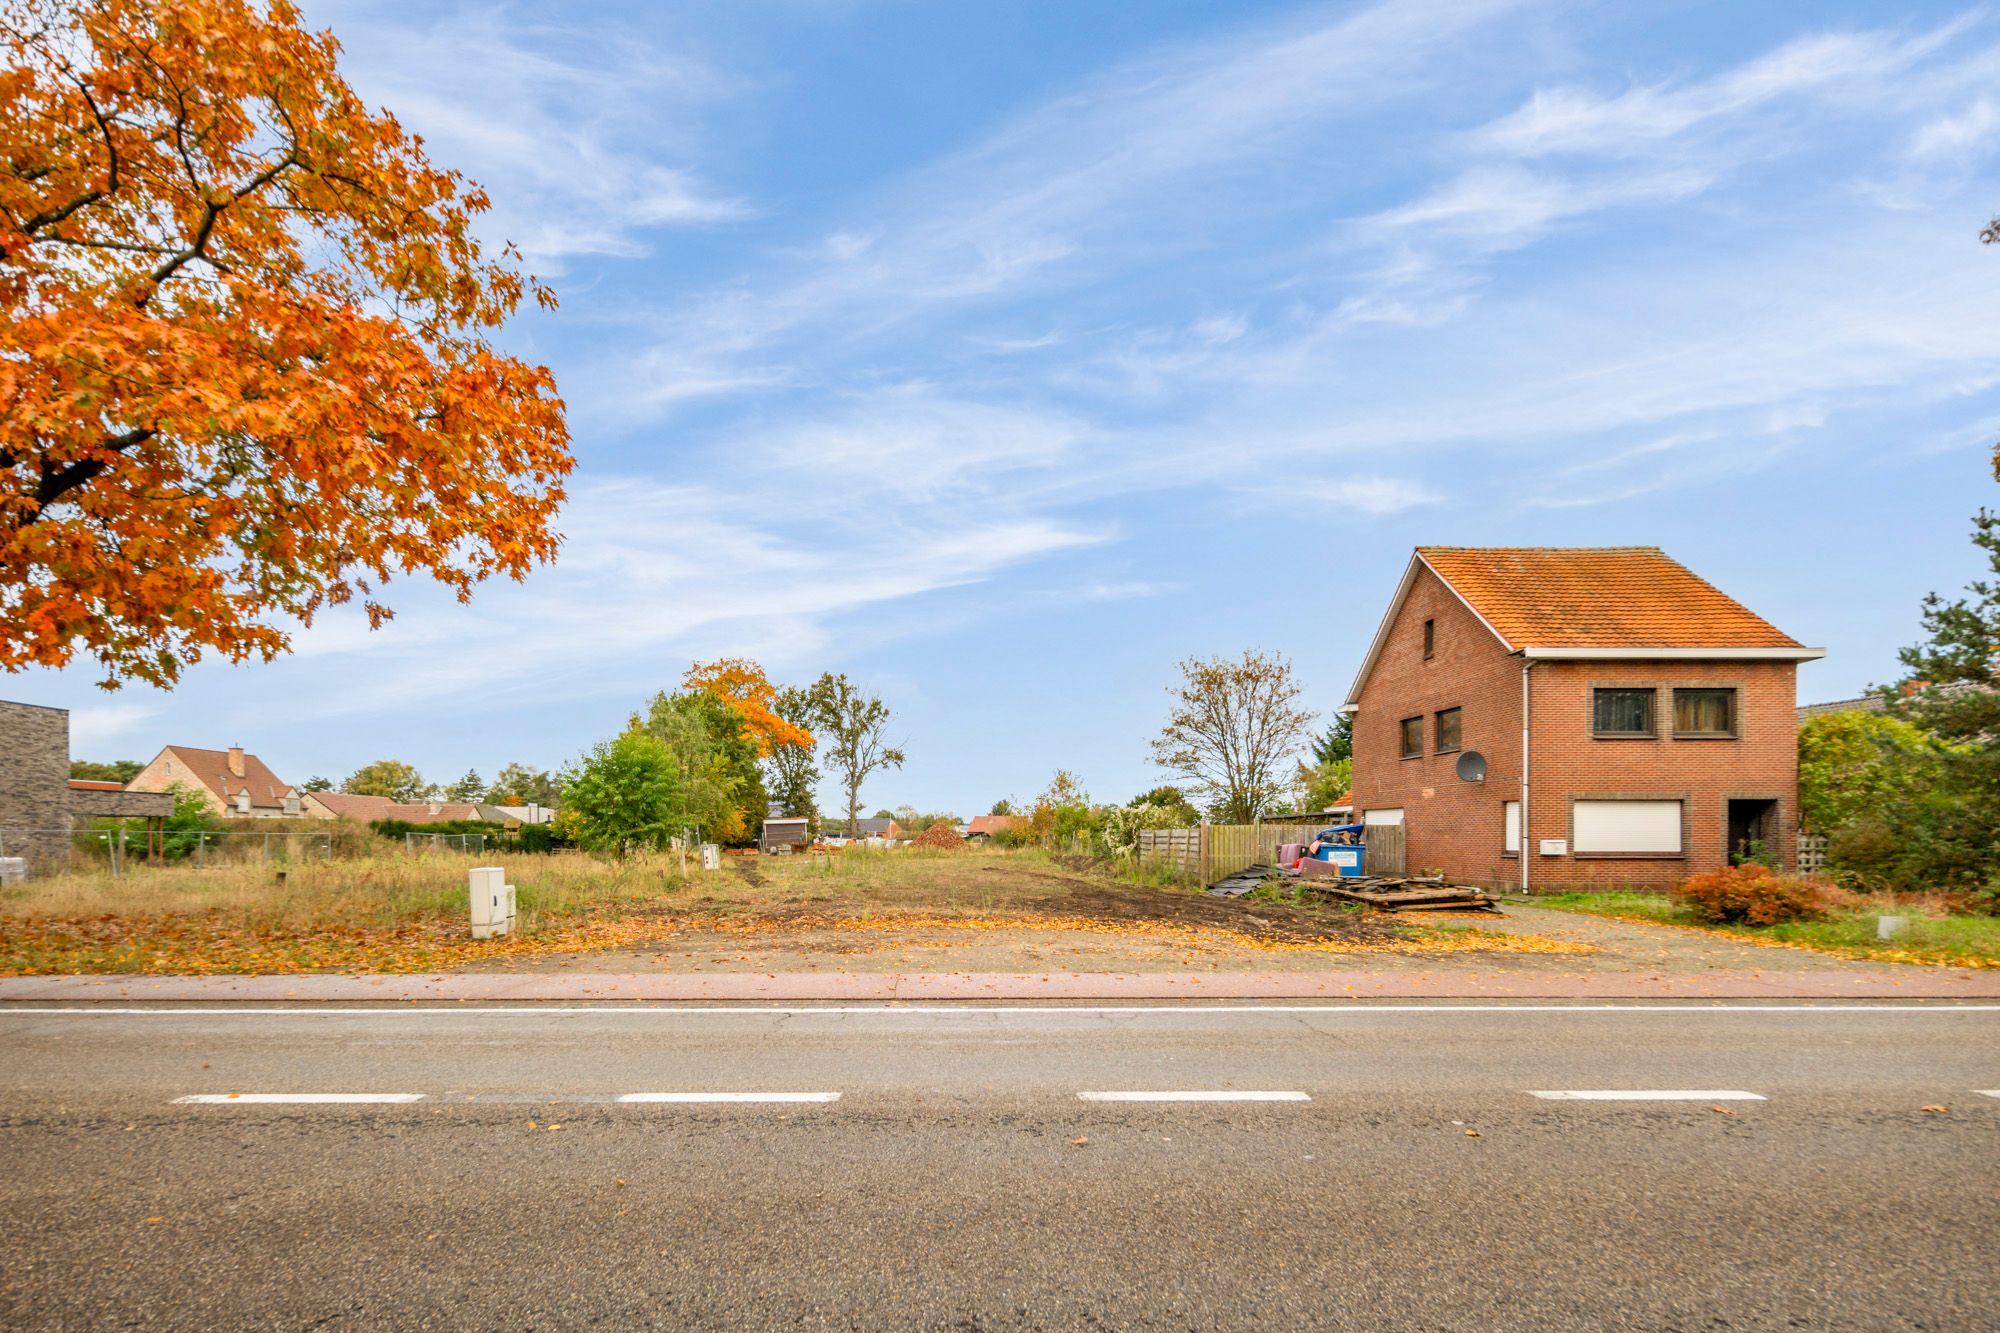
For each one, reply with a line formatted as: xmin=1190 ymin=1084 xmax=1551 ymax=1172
xmin=0 ymin=903 xmax=1588 ymax=975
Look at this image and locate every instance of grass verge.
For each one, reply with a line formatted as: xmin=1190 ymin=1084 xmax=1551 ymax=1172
xmin=1534 ymin=890 xmax=2000 ymax=970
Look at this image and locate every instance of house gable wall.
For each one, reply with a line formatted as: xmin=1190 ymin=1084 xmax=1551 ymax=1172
xmin=127 ymin=749 xmax=228 ymax=816
xmin=1350 ymin=563 xmax=1524 ymax=883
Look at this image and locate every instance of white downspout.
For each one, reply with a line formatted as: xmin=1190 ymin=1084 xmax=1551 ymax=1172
xmin=1519 ymin=658 xmax=1534 ymax=899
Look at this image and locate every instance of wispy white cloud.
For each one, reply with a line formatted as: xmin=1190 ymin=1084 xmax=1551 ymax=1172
xmin=323 ymin=2 xmax=750 ymax=265
xmin=262 ymin=477 xmax=1106 ymax=718
xmin=611 ymin=0 xmax=1532 ymax=412
xmin=1908 ymin=98 xmax=2000 ymax=161
xmin=68 ymin=702 xmax=162 ymax=748
xmin=1362 ymin=163 xmax=1713 ymax=251
xmin=1474 ymin=21 xmax=1972 ymax=158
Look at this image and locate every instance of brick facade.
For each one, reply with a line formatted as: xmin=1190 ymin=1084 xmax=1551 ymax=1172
xmin=0 ymin=700 xmax=72 ymax=873
xmin=1350 ymin=565 xmax=1803 ymax=890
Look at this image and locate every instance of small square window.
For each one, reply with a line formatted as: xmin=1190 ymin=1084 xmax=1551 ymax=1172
xmin=1400 ymin=716 xmax=1424 ymax=758
xmin=1673 ymin=688 xmax=1736 ymax=737
xmin=1434 ymin=707 xmax=1462 ymax=753
xmin=1422 ymin=619 xmax=1435 ymax=659
xmin=1593 ymin=688 xmax=1655 ymax=737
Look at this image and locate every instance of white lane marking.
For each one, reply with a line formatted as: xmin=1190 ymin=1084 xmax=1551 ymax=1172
xmin=172 ymin=1093 xmax=425 ymax=1104
xmin=616 ymin=1092 xmax=840 ymax=1104
xmin=1976 ymin=1090 xmax=2000 ymax=1099
xmin=8 ymin=1004 xmax=2000 ymax=1017
xmin=1531 ymin=1090 xmax=1766 ymax=1101
xmin=1080 ymin=1090 xmax=1310 ymax=1102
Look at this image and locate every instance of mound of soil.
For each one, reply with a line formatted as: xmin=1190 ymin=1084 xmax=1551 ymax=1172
xmin=909 ymin=822 xmax=967 ymax=850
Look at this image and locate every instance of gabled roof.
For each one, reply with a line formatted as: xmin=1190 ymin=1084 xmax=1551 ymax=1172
xmin=1344 ymin=547 xmax=1824 ymax=707
xmin=379 ymin=801 xmax=483 ymax=824
xmin=303 ymin=791 xmax=397 ymax=820
xmin=967 ymin=815 xmax=1019 ymax=836
xmin=149 ymin=746 xmax=295 ymax=808
xmin=1418 ymin=547 xmax=1804 ymax=649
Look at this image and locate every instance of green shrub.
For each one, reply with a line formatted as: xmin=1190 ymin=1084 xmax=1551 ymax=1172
xmin=1671 ymin=864 xmax=1826 ymax=926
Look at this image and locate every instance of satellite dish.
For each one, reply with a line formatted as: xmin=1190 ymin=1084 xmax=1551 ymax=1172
xmin=1455 ymin=750 xmax=1487 ymax=783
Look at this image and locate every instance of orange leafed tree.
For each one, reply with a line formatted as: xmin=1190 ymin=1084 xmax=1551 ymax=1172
xmin=1 ymin=0 xmax=572 ymax=687
xmin=683 ymin=657 xmax=815 ymax=755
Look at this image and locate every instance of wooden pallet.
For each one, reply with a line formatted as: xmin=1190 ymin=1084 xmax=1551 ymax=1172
xmin=1302 ymin=877 xmax=1501 ymax=913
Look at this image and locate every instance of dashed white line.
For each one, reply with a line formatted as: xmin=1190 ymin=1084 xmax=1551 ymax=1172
xmin=616 ymin=1092 xmax=841 ymax=1104
xmin=1976 ymin=1090 xmax=2000 ymax=1099
xmin=1078 ymin=1090 xmax=1310 ymax=1102
xmin=173 ymin=1093 xmax=425 ymax=1104
xmin=1530 ymin=1090 xmax=1765 ymax=1101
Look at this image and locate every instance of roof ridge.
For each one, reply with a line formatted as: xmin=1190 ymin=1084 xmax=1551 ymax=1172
xmin=1415 ymin=545 xmax=1665 ymax=553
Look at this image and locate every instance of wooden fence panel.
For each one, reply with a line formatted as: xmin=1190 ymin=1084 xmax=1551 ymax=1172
xmin=1365 ymin=823 xmax=1405 ymax=876
xmin=1141 ymin=821 xmax=1380 ymax=884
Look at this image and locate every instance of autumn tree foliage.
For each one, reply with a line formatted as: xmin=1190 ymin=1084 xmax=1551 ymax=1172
xmin=1150 ymin=649 xmax=1315 ymax=823
xmin=682 ymin=658 xmax=814 ymax=754
xmin=1 ymin=0 xmax=571 ymax=687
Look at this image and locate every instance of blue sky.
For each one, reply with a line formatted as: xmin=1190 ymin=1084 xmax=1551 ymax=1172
xmin=14 ymin=0 xmax=2000 ymax=813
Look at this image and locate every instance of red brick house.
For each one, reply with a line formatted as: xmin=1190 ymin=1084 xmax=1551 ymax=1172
xmin=1343 ymin=547 xmax=1823 ymax=890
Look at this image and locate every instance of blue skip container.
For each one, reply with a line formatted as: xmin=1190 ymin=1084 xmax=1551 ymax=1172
xmin=1313 ymin=825 xmax=1367 ymax=878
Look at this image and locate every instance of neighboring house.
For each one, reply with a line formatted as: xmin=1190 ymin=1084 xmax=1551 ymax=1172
xmin=965 ymin=815 xmax=1020 ymax=842
xmin=378 ymin=801 xmax=483 ymax=825
xmin=819 ymin=817 xmax=903 ymax=845
xmin=300 ymin=791 xmax=398 ymax=822
xmin=1344 ymin=547 xmax=1824 ymax=890
xmin=0 ymin=701 xmax=172 ymax=875
xmin=1798 ymin=680 xmax=1990 ymax=723
xmin=127 ymin=745 xmax=301 ymax=818
xmin=474 ymin=803 xmax=556 ymax=826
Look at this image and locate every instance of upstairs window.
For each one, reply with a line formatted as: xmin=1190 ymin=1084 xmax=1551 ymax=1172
xmin=1673 ymin=687 xmax=1737 ymax=737
xmin=1400 ymin=716 xmax=1424 ymax=758
xmin=1422 ymin=618 xmax=1435 ymax=659
xmin=1592 ymin=687 xmax=1655 ymax=737
xmin=1434 ymin=707 xmax=1462 ymax=753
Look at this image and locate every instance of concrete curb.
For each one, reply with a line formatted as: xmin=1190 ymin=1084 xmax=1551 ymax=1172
xmin=2 ymin=969 xmax=1998 ymax=1002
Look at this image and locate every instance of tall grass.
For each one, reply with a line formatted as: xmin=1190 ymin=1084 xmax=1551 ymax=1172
xmin=0 ymin=849 xmax=684 ymax=928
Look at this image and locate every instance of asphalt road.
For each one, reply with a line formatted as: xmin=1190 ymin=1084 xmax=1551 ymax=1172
xmin=3 ymin=1002 xmax=1997 ymax=1331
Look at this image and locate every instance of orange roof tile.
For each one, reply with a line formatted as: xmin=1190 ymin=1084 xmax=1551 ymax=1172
xmin=150 ymin=746 xmax=295 ymax=808
xmin=1417 ymin=546 xmax=1802 ymax=649
xmin=967 ymin=815 xmax=1019 ymax=836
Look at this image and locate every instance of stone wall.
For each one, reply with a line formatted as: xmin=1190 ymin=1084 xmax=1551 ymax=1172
xmin=0 ymin=700 xmax=71 ymax=874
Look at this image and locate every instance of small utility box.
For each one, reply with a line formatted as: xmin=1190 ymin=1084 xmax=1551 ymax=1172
xmin=700 ymin=843 xmax=722 ymax=871
xmin=468 ymin=866 xmax=517 ymax=939
xmin=1877 ymin=915 xmax=1909 ymax=941
xmin=0 ymin=857 xmax=26 ymax=886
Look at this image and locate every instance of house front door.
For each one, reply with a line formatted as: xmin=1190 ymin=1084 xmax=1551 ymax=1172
xmin=1726 ymin=798 xmax=1778 ymax=867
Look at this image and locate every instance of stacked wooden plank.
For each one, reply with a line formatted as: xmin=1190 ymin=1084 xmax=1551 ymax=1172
xmin=1298 ymin=875 xmax=1501 ymax=914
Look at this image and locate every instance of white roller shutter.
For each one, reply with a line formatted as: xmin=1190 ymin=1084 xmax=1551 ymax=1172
xmin=1504 ymin=802 xmax=1520 ymax=853
xmin=1363 ymin=808 xmax=1404 ymax=826
xmin=1572 ymin=799 xmax=1682 ymax=854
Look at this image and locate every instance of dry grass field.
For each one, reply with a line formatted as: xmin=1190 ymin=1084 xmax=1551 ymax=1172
xmin=0 ymin=845 xmax=1588 ymax=975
